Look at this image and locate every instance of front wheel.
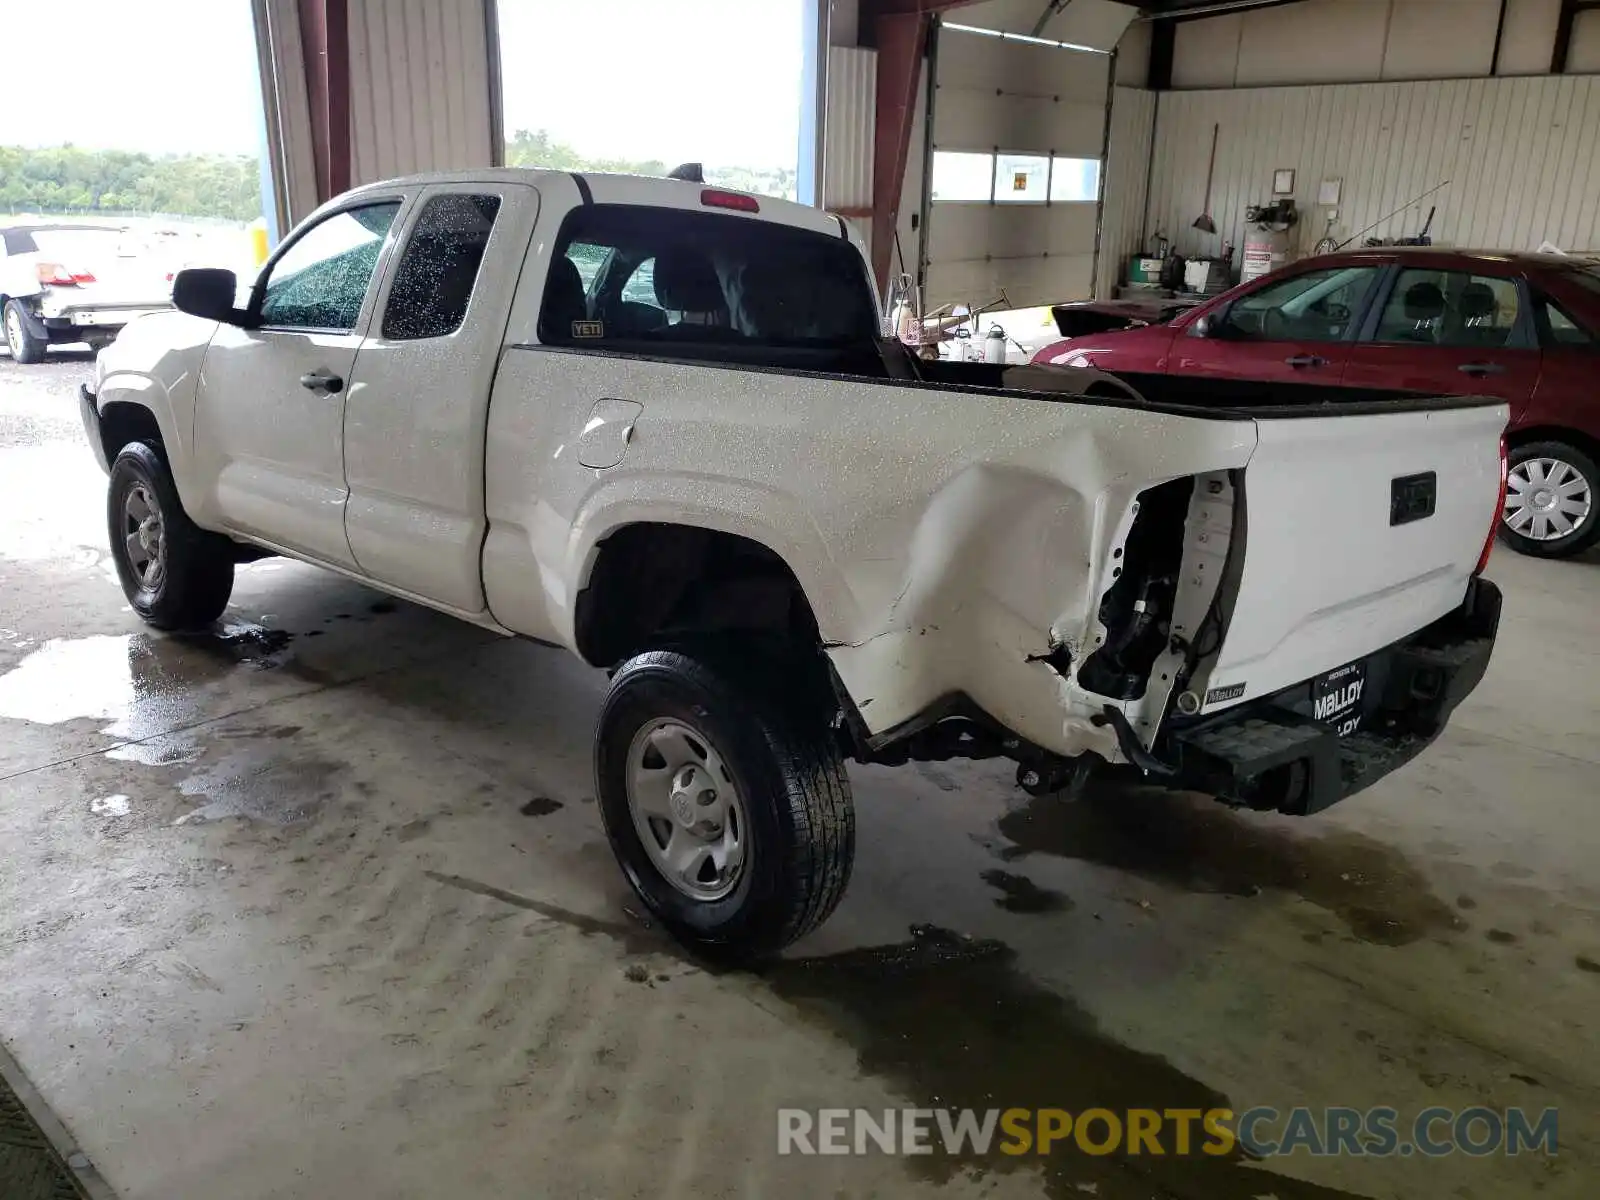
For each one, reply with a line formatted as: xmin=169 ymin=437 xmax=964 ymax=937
xmin=4 ymin=299 xmax=47 ymax=364
xmin=595 ymin=644 xmax=854 ymax=960
xmin=1499 ymin=440 xmax=1599 ymax=559
xmin=108 ymin=440 xmax=236 ymax=629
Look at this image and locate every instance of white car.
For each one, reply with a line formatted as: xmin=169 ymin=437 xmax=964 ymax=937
xmin=80 ymin=168 xmax=1508 ymax=957
xmin=1 ymin=223 xmax=173 ymax=362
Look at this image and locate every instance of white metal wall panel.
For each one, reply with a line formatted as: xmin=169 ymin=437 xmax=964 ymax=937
xmin=924 ymin=25 xmax=1110 ymax=309
xmin=252 ymin=0 xmax=320 ymax=231
xmin=823 ymin=46 xmax=875 ymax=212
xmin=1147 ymin=75 xmax=1600 ymax=263
xmin=935 ymin=97 xmax=1106 ymax=158
xmin=1173 ymin=0 xmax=1531 ymax=90
xmin=1096 ymin=86 xmax=1157 ymax=299
xmin=936 ymin=29 xmax=1108 ymax=105
xmin=947 ymin=0 xmax=1135 ymax=51
xmin=347 ymin=0 xmax=497 ymax=186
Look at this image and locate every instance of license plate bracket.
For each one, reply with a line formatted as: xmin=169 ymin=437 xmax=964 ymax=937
xmin=1313 ymin=661 xmax=1367 ymax=736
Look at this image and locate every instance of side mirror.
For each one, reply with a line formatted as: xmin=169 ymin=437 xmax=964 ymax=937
xmin=1191 ymin=313 xmax=1218 ymax=338
xmin=172 ymin=268 xmax=242 ymax=324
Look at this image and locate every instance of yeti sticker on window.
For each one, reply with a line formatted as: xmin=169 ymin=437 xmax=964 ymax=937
xmin=572 ymin=320 xmax=604 ymax=338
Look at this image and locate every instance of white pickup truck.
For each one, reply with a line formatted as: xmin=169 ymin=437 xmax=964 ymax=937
xmin=81 ymin=168 xmax=1507 ymax=957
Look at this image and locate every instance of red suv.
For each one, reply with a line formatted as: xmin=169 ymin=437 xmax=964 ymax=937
xmin=1034 ymin=249 xmax=1600 ymax=558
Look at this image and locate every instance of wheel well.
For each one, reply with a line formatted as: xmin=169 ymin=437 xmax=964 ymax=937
xmin=574 ymin=524 xmax=822 ymax=668
xmin=1507 ymin=424 xmax=1600 ymax=463
xmin=99 ymin=401 xmax=163 ymax=461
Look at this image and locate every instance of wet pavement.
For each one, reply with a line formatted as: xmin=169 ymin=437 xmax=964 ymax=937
xmin=1 ymin=353 xmax=1599 ymax=1199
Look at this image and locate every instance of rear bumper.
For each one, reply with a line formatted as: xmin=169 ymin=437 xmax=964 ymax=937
xmin=1151 ymin=578 xmax=1502 ymax=814
xmin=41 ymin=304 xmax=167 ymax=339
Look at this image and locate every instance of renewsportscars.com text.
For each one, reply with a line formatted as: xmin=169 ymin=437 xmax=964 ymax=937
xmin=777 ymin=1106 xmax=1558 ymax=1159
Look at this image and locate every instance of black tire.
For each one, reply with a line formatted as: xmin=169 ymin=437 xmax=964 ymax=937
xmin=595 ymin=642 xmax=854 ymax=960
xmin=107 ymin=440 xmax=235 ymax=629
xmin=4 ymin=298 xmax=47 ymax=364
xmin=1498 ymin=439 xmax=1600 ymax=559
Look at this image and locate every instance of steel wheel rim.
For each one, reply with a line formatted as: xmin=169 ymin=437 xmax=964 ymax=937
xmin=625 ymin=718 xmax=747 ymax=902
xmin=1504 ymin=456 xmax=1592 ymax=542
xmin=122 ymin=483 xmax=166 ymax=589
xmin=4 ymin=307 xmax=21 ymax=357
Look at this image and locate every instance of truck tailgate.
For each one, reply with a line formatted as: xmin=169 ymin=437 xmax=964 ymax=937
xmin=1200 ymin=402 xmax=1506 ymax=713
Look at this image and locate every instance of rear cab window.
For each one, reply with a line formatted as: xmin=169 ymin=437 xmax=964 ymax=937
xmin=536 ymin=204 xmax=881 ymax=370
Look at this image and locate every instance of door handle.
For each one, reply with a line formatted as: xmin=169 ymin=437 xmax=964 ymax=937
xmin=1458 ymin=362 xmax=1505 ymax=377
xmin=300 ymin=370 xmax=344 ymax=393
xmin=1285 ymin=354 xmax=1326 ymax=368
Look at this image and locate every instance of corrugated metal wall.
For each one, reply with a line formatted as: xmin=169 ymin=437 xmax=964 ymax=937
xmin=1148 ymin=74 xmax=1600 ymax=263
xmin=347 ymin=0 xmax=498 ymax=186
xmin=824 ymin=47 xmax=876 ymax=213
xmin=252 ymin=0 xmax=320 ymax=232
xmin=1096 ymin=86 xmax=1156 ymax=298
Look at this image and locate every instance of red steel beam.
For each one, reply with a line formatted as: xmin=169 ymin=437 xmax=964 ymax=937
xmin=862 ymin=1 xmax=976 ymax=288
xmin=298 ymin=0 xmax=351 ymax=202
xmin=869 ymin=9 xmax=930 ymax=288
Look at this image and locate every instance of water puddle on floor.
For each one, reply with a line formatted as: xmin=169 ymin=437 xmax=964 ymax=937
xmin=765 ymin=926 xmax=1366 ymax=1200
xmin=174 ymin=750 xmax=343 ymax=825
xmin=0 ymin=622 xmax=297 ymax=739
xmin=90 ymin=794 xmax=131 ymax=817
xmin=994 ymin=785 xmax=1464 ymax=946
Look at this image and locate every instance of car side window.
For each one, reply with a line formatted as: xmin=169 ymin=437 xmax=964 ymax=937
xmin=381 ymin=194 xmax=501 ymax=340
xmin=1534 ymin=292 xmax=1596 ymax=349
xmin=1372 ymin=269 xmax=1520 ymax=348
xmin=258 ymin=201 xmax=401 ymax=331
xmin=1219 ymin=266 xmax=1380 ymax=343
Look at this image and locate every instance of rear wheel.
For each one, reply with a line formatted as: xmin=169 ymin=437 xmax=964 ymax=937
xmin=1499 ymin=440 xmax=1599 ymax=559
xmin=594 ymin=642 xmax=854 ymax=960
xmin=107 ymin=441 xmax=236 ymax=629
xmin=4 ymin=299 xmax=47 ymax=364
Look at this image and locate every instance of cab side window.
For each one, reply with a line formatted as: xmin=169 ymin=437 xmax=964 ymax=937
xmin=1219 ymin=266 xmax=1380 ymax=343
xmin=381 ymin=194 xmax=502 ymax=340
xmin=1372 ymin=269 xmax=1520 ymax=348
xmin=258 ymin=202 xmax=401 ymax=331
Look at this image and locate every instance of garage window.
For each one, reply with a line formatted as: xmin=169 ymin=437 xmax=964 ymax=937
xmin=1050 ymin=157 xmax=1100 ymax=204
xmin=995 ymin=154 xmax=1049 ymax=203
xmin=931 ymin=152 xmax=995 ymax=202
xmin=382 ymin=194 xmax=502 ymax=340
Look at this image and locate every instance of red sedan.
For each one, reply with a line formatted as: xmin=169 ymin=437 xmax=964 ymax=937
xmin=1034 ymin=249 xmax=1600 ymax=558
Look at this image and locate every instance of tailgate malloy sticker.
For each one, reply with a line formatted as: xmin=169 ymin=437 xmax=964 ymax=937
xmin=1205 ymin=683 xmax=1247 ymax=705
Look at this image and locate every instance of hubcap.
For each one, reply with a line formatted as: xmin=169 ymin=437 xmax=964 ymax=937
xmin=4 ymin=308 xmax=21 ymax=357
xmin=1504 ymin=457 xmax=1592 ymax=542
xmin=625 ymin=719 xmax=747 ymax=901
xmin=122 ymin=484 xmax=166 ymax=589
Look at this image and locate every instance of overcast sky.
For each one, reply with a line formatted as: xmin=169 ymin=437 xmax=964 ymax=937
xmin=0 ymin=0 xmax=803 ymax=169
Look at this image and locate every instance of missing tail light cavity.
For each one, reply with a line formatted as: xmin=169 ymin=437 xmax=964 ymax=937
xmin=1076 ymin=477 xmax=1195 ymax=701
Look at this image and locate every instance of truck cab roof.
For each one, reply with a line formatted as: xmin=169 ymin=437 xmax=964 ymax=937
xmin=331 ymin=168 xmax=848 ymax=242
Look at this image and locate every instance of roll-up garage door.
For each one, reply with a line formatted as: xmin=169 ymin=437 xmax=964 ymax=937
xmin=921 ymin=23 xmax=1110 ymax=311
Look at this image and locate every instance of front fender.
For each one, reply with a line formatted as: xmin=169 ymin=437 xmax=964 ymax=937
xmin=92 ymin=312 xmax=215 ymax=511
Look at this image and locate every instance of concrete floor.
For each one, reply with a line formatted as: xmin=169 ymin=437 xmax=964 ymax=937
xmin=1 ymin=354 xmax=1597 ymax=1200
